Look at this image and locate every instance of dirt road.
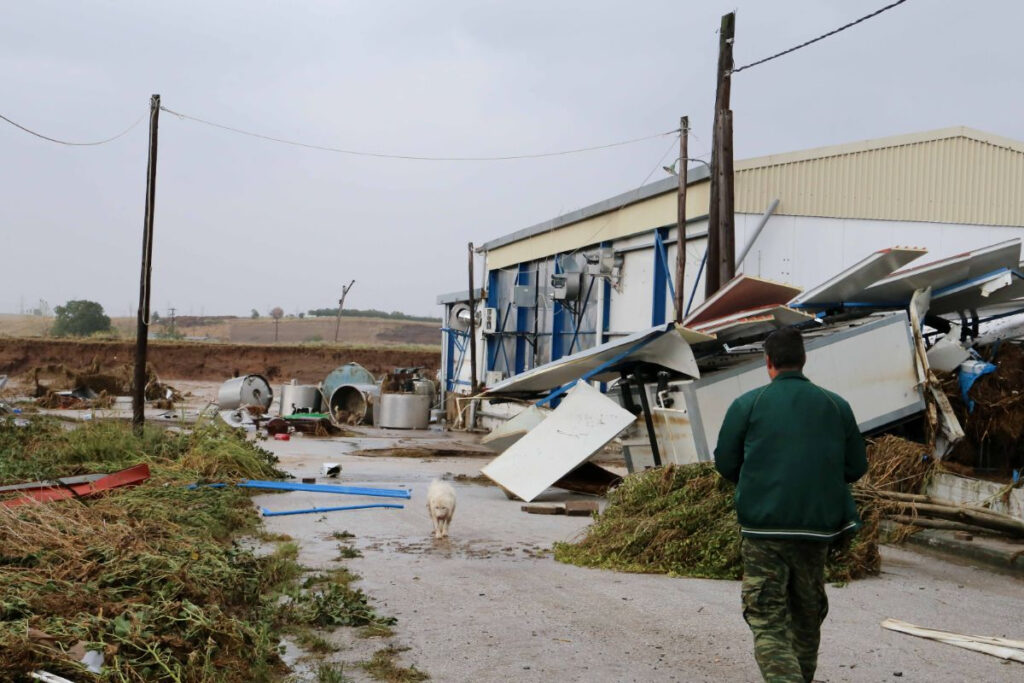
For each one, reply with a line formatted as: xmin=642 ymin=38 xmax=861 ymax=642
xmin=256 ymin=434 xmax=1024 ymax=682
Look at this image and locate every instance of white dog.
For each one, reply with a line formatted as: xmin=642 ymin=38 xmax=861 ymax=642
xmin=427 ymin=479 xmax=457 ymax=539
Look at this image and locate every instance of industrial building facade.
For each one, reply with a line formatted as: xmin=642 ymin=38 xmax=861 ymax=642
xmin=438 ymin=127 xmax=1024 ymax=400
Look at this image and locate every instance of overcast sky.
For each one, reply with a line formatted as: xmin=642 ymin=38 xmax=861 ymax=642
xmin=2 ymin=0 xmax=1022 ymax=318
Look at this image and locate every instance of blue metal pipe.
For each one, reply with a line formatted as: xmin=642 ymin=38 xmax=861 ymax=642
xmin=238 ymin=480 xmax=412 ymax=499
xmin=260 ymin=503 xmax=404 ymax=517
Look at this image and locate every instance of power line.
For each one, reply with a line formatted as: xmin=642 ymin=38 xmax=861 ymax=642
xmin=0 ymin=110 xmax=145 ymax=146
xmin=159 ymin=105 xmax=678 ymax=161
xmin=731 ymin=0 xmax=911 ymax=74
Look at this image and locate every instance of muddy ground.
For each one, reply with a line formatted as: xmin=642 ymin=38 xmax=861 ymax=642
xmin=257 ymin=433 xmax=1024 ymax=682
xmin=0 ymin=338 xmax=439 ymax=385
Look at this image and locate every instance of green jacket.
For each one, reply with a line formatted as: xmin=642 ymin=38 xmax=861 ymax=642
xmin=714 ymin=370 xmax=867 ymax=541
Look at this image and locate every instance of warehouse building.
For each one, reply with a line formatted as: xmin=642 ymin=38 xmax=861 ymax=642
xmin=438 ymin=126 xmax=1024 ymax=401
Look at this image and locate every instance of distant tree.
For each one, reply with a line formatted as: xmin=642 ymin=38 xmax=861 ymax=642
xmin=270 ymin=306 xmax=284 ymax=342
xmin=251 ymin=309 xmax=260 ymax=319
xmin=52 ymin=300 xmax=112 ymax=337
xmin=298 ymin=312 xmax=305 ymax=319
xmin=152 ymin=311 xmax=162 ymax=323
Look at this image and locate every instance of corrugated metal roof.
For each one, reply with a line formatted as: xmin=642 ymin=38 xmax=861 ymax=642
xmin=734 ymin=127 xmax=1024 ymax=226
xmin=481 ymin=126 xmax=1024 ymax=268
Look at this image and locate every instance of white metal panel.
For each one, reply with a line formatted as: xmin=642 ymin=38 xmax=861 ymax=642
xmin=480 ymin=405 xmax=550 ymax=453
xmin=481 ymin=382 xmax=636 ymax=502
xmin=482 ymin=322 xmax=709 ymax=397
xmin=608 ymin=249 xmax=654 ymax=334
xmin=688 ymin=313 xmax=924 ymax=460
xmin=861 ymin=239 xmax=1021 ymax=304
xmin=790 ymin=247 xmax=928 ymax=309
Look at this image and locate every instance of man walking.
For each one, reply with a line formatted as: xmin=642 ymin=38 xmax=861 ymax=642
xmin=714 ymin=327 xmax=867 ymax=682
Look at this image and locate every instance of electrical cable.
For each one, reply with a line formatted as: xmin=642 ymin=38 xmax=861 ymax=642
xmin=563 ymin=133 xmax=683 ymax=259
xmin=0 ymin=111 xmax=145 ymax=146
xmin=159 ymin=105 xmax=678 ymax=161
xmin=731 ymin=0 xmax=911 ymax=74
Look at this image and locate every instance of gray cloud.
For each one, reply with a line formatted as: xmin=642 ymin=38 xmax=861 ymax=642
xmin=2 ymin=0 xmax=1021 ymax=318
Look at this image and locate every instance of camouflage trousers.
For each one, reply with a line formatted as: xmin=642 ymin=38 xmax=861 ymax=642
xmin=741 ymin=537 xmax=829 ymax=683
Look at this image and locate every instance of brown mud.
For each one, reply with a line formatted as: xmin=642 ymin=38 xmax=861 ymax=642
xmin=0 ymin=338 xmax=439 ymax=385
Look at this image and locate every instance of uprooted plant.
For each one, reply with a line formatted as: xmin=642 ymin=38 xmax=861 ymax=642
xmin=0 ymin=417 xmax=402 ymax=681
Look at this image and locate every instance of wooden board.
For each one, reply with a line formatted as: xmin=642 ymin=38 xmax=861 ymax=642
xmin=685 ymin=275 xmax=802 ymax=327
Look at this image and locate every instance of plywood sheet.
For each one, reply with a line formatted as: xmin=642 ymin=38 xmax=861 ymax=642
xmin=685 ymin=275 xmax=802 ymax=327
xmin=481 ymin=382 xmax=635 ymax=502
xmin=692 ymin=306 xmax=815 ymax=342
xmin=790 ymin=247 xmax=927 ymax=309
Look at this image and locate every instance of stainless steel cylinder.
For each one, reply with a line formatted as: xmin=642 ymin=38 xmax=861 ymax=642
xmin=217 ymin=375 xmax=273 ymax=410
xmin=377 ymin=393 xmax=431 ymax=429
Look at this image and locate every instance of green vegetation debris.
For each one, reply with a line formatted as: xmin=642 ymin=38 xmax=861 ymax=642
xmin=0 ymin=417 xmax=402 ymax=681
xmin=361 ymin=646 xmax=430 ymax=682
xmin=553 ymin=463 xmax=879 ymax=583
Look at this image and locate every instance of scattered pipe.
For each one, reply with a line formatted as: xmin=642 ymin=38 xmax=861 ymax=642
xmin=237 ymin=480 xmax=412 ymax=499
xmin=260 ymin=503 xmax=404 ymax=517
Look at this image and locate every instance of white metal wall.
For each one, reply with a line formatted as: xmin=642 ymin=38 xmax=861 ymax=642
xmin=735 ymin=214 xmax=1024 ymax=292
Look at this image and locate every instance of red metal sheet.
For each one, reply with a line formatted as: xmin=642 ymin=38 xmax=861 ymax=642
xmin=1 ymin=463 xmax=150 ymax=507
xmin=685 ymin=275 xmax=802 ymax=327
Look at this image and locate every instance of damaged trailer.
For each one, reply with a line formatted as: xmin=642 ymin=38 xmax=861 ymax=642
xmin=625 ymin=312 xmax=925 ymax=471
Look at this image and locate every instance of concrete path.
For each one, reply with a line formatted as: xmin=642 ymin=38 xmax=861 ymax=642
xmin=256 ymin=433 xmax=1024 ymax=683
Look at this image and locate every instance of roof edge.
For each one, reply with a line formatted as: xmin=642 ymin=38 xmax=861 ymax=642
xmin=480 ymin=164 xmax=710 ymax=252
xmin=735 ymin=126 xmax=1024 ymax=171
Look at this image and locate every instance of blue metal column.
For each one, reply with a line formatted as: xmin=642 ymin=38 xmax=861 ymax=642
xmin=515 ymin=263 xmax=529 ymax=374
xmin=551 ymin=256 xmax=565 ymax=362
xmin=445 ymin=322 xmax=456 ymax=392
xmin=652 ymin=227 xmax=673 ymax=326
xmin=485 ymin=270 xmax=500 ymax=371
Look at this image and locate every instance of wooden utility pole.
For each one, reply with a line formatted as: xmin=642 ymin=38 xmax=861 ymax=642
xmin=467 ymin=243 xmax=479 ymax=395
xmin=706 ymin=11 xmax=735 ymax=298
xmin=673 ymin=116 xmax=688 ymax=323
xmin=333 ymin=279 xmax=356 ymax=342
xmin=133 ymin=94 xmax=160 ymax=431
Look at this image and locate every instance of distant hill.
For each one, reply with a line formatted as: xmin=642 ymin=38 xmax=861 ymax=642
xmin=0 ymin=313 xmax=440 ymax=347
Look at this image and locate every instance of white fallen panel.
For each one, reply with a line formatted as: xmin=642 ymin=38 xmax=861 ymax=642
xmin=790 ymin=247 xmax=927 ymax=310
xmin=481 ymin=382 xmax=635 ymax=502
xmin=482 ymin=322 xmax=709 ymax=397
xmin=881 ymin=618 xmax=1024 ymax=664
xmin=930 ymin=268 xmax=1024 ymax=314
xmin=860 ymin=239 xmax=1021 ymax=304
xmin=480 ymin=405 xmax=551 ymax=453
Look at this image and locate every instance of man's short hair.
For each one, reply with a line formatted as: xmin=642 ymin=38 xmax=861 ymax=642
xmin=764 ymin=327 xmax=806 ymax=369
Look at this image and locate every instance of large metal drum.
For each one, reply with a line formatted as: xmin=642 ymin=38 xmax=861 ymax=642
xmin=279 ymin=382 xmax=321 ymax=416
xmin=322 ymin=363 xmax=379 ymax=426
xmin=377 ymin=393 xmax=431 ymax=429
xmin=217 ymin=375 xmax=273 ymax=410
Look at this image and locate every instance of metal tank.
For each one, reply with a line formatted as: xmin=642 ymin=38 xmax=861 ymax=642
xmin=279 ymin=380 xmax=321 ymax=416
xmin=322 ymin=363 xmax=379 ymax=426
xmin=217 ymin=375 xmax=273 ymax=411
xmin=377 ymin=393 xmax=432 ymax=429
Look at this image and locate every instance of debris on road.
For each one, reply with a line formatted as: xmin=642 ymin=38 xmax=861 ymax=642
xmin=235 ymin=479 xmax=412 ymax=499
xmin=482 ymin=382 xmax=635 ymax=502
xmin=521 ymin=501 xmax=599 ymax=516
xmin=260 ymin=503 xmax=404 ymax=517
xmin=1 ymin=463 xmax=150 ymax=508
xmin=881 ymin=618 xmax=1024 ymax=663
